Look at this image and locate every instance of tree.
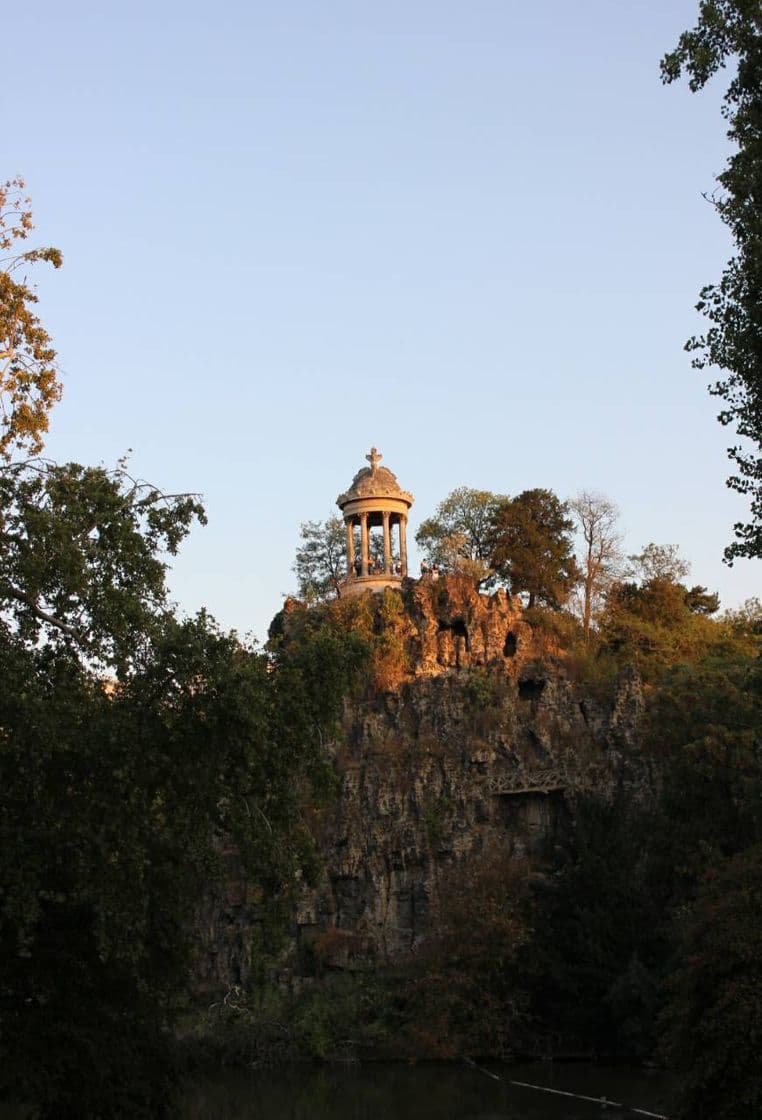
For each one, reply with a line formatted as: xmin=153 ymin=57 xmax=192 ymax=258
xmin=662 ymin=3 xmax=762 ymax=561
xmin=405 ymin=852 xmax=532 ymax=1058
xmin=637 ymin=574 xmax=762 ymax=1120
xmin=627 ymin=542 xmax=690 ymax=583
xmin=0 ymin=458 xmax=206 ymax=672
xmin=601 ymin=576 xmax=726 ymax=669
xmin=0 ymin=461 xmax=368 ymax=1115
xmin=0 ymin=178 xmax=62 ymax=459
xmin=569 ymin=490 xmax=623 ymax=640
xmin=523 ymin=794 xmax=663 ymax=1059
xmin=491 ymin=488 xmax=580 ymax=608
xmin=643 ymin=651 xmax=762 ymax=901
xmin=0 ymin=184 xmax=373 ymax=1113
xmin=723 ymin=595 xmax=762 ymax=633
xmin=601 ymin=543 xmax=723 ymax=667
xmin=661 ymin=845 xmax=762 ymax=1120
xmin=684 ymin=583 xmax=721 ymax=614
xmin=293 ymin=515 xmax=347 ymax=602
xmin=415 ymin=487 xmax=506 ymax=585
xmin=0 ymin=614 xmax=272 ymax=1117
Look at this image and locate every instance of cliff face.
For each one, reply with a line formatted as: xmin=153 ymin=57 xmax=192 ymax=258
xmin=404 ymin=577 xmax=537 ymax=674
xmin=198 ymin=580 xmax=648 ymax=990
xmin=295 ymin=676 xmax=644 ymax=970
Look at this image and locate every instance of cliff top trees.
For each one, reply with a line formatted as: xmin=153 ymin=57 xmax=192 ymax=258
xmin=492 ymin=488 xmax=580 ymax=609
xmin=415 ymin=487 xmax=506 ymax=586
xmin=627 ymin=542 xmax=690 ymax=583
xmin=600 ymin=542 xmax=726 ymax=669
xmin=569 ymin=491 xmax=624 ymax=640
xmin=293 ymin=515 xmax=346 ymax=603
xmin=416 ymin=485 xmax=579 ymax=607
xmin=662 ymin=1 xmax=762 ymax=561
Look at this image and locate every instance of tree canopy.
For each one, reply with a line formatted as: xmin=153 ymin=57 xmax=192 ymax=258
xmin=415 ymin=487 xmax=506 ymax=585
xmin=0 ymin=458 xmax=206 ymax=672
xmin=0 ymin=463 xmax=369 ymax=1115
xmin=293 ymin=515 xmax=346 ymax=603
xmin=569 ymin=490 xmax=623 ymax=639
xmin=660 ymin=844 xmax=762 ymax=1120
xmin=491 ymin=488 xmax=579 ymax=608
xmin=627 ymin=542 xmax=690 ymax=584
xmin=662 ymin=1 xmax=762 ymax=561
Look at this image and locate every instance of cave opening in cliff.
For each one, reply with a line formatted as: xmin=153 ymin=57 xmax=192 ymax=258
xmin=519 ymin=677 xmax=546 ymax=701
xmin=437 ymin=616 xmax=470 ymax=648
xmin=504 ymin=630 xmax=518 ymax=658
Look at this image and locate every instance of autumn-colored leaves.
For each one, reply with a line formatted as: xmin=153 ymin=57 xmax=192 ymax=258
xmin=0 ymin=177 xmax=63 ymax=459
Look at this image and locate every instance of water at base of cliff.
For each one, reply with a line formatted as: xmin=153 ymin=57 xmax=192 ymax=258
xmin=181 ymin=1060 xmax=676 ymax=1119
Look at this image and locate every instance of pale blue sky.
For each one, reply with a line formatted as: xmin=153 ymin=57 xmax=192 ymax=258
xmin=6 ymin=1 xmax=757 ymax=640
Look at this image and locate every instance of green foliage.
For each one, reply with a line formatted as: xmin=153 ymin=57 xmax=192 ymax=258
xmin=415 ymin=487 xmax=506 ymax=586
xmin=293 ymin=515 xmax=346 ymax=603
xmin=272 ymin=588 xmax=412 ymax=697
xmin=722 ymin=594 xmax=762 ymax=634
xmin=522 ymin=794 xmax=664 ymax=1059
xmin=627 ymin=542 xmax=690 ymax=583
xmin=291 ymin=974 xmax=395 ymax=1059
xmin=561 ymin=645 xmax=621 ymax=707
xmin=684 ymin=583 xmax=721 ymax=613
xmin=461 ymin=665 xmax=508 ymax=709
xmin=188 ymin=974 xmax=399 ymax=1066
xmin=492 ymin=488 xmax=580 ymax=608
xmin=0 ymin=179 xmax=63 ymax=459
xmin=520 ymin=644 xmax=761 ymax=1079
xmin=600 ymin=576 xmax=735 ymax=674
xmin=522 ymin=604 xmax=585 ymax=647
xmin=0 ymin=600 xmax=333 ymax=1113
xmin=369 ymin=588 xmax=413 ymax=691
xmin=0 ymin=455 xmax=372 ymax=1114
xmin=644 ymin=649 xmax=762 ymax=1118
xmin=402 ymin=853 xmax=533 ymax=1058
xmin=417 ymin=485 xmax=589 ymax=605
xmin=0 ymin=458 xmax=206 ymax=674
xmin=522 ymin=606 xmax=623 ymax=703
xmin=661 ymin=845 xmax=762 ymax=1119
xmin=643 ymin=652 xmax=762 ymax=901
xmin=268 ymin=596 xmax=372 ymax=730
xmin=187 ymin=985 xmax=298 ymax=1068
xmin=662 ymin=3 xmax=762 ymax=560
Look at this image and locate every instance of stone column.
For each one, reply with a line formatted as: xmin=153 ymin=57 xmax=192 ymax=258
xmin=360 ymin=513 xmax=369 ymax=577
xmin=400 ymin=515 xmax=408 ymax=576
xmin=382 ymin=512 xmax=391 ymax=574
xmin=346 ymin=518 xmax=355 ymax=578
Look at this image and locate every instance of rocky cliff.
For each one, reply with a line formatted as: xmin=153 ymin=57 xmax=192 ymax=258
xmin=198 ymin=579 xmax=648 ymax=991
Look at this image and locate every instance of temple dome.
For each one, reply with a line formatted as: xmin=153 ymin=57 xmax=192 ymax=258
xmin=337 ymin=465 xmax=412 ymax=507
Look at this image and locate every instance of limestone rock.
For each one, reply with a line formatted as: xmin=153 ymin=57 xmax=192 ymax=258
xmin=198 ymin=578 xmax=651 ymax=991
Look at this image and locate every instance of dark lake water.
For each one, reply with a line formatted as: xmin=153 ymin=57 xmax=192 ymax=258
xmin=181 ymin=1062 xmax=676 ymax=1119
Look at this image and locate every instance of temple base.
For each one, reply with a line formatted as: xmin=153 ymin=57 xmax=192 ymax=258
xmin=340 ymin=574 xmax=404 ymax=599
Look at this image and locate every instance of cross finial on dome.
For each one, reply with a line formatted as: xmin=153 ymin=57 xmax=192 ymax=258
xmin=366 ymin=446 xmax=383 ymax=474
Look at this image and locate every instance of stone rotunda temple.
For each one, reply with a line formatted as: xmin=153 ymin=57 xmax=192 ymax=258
xmin=336 ymin=448 xmax=414 ymax=599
